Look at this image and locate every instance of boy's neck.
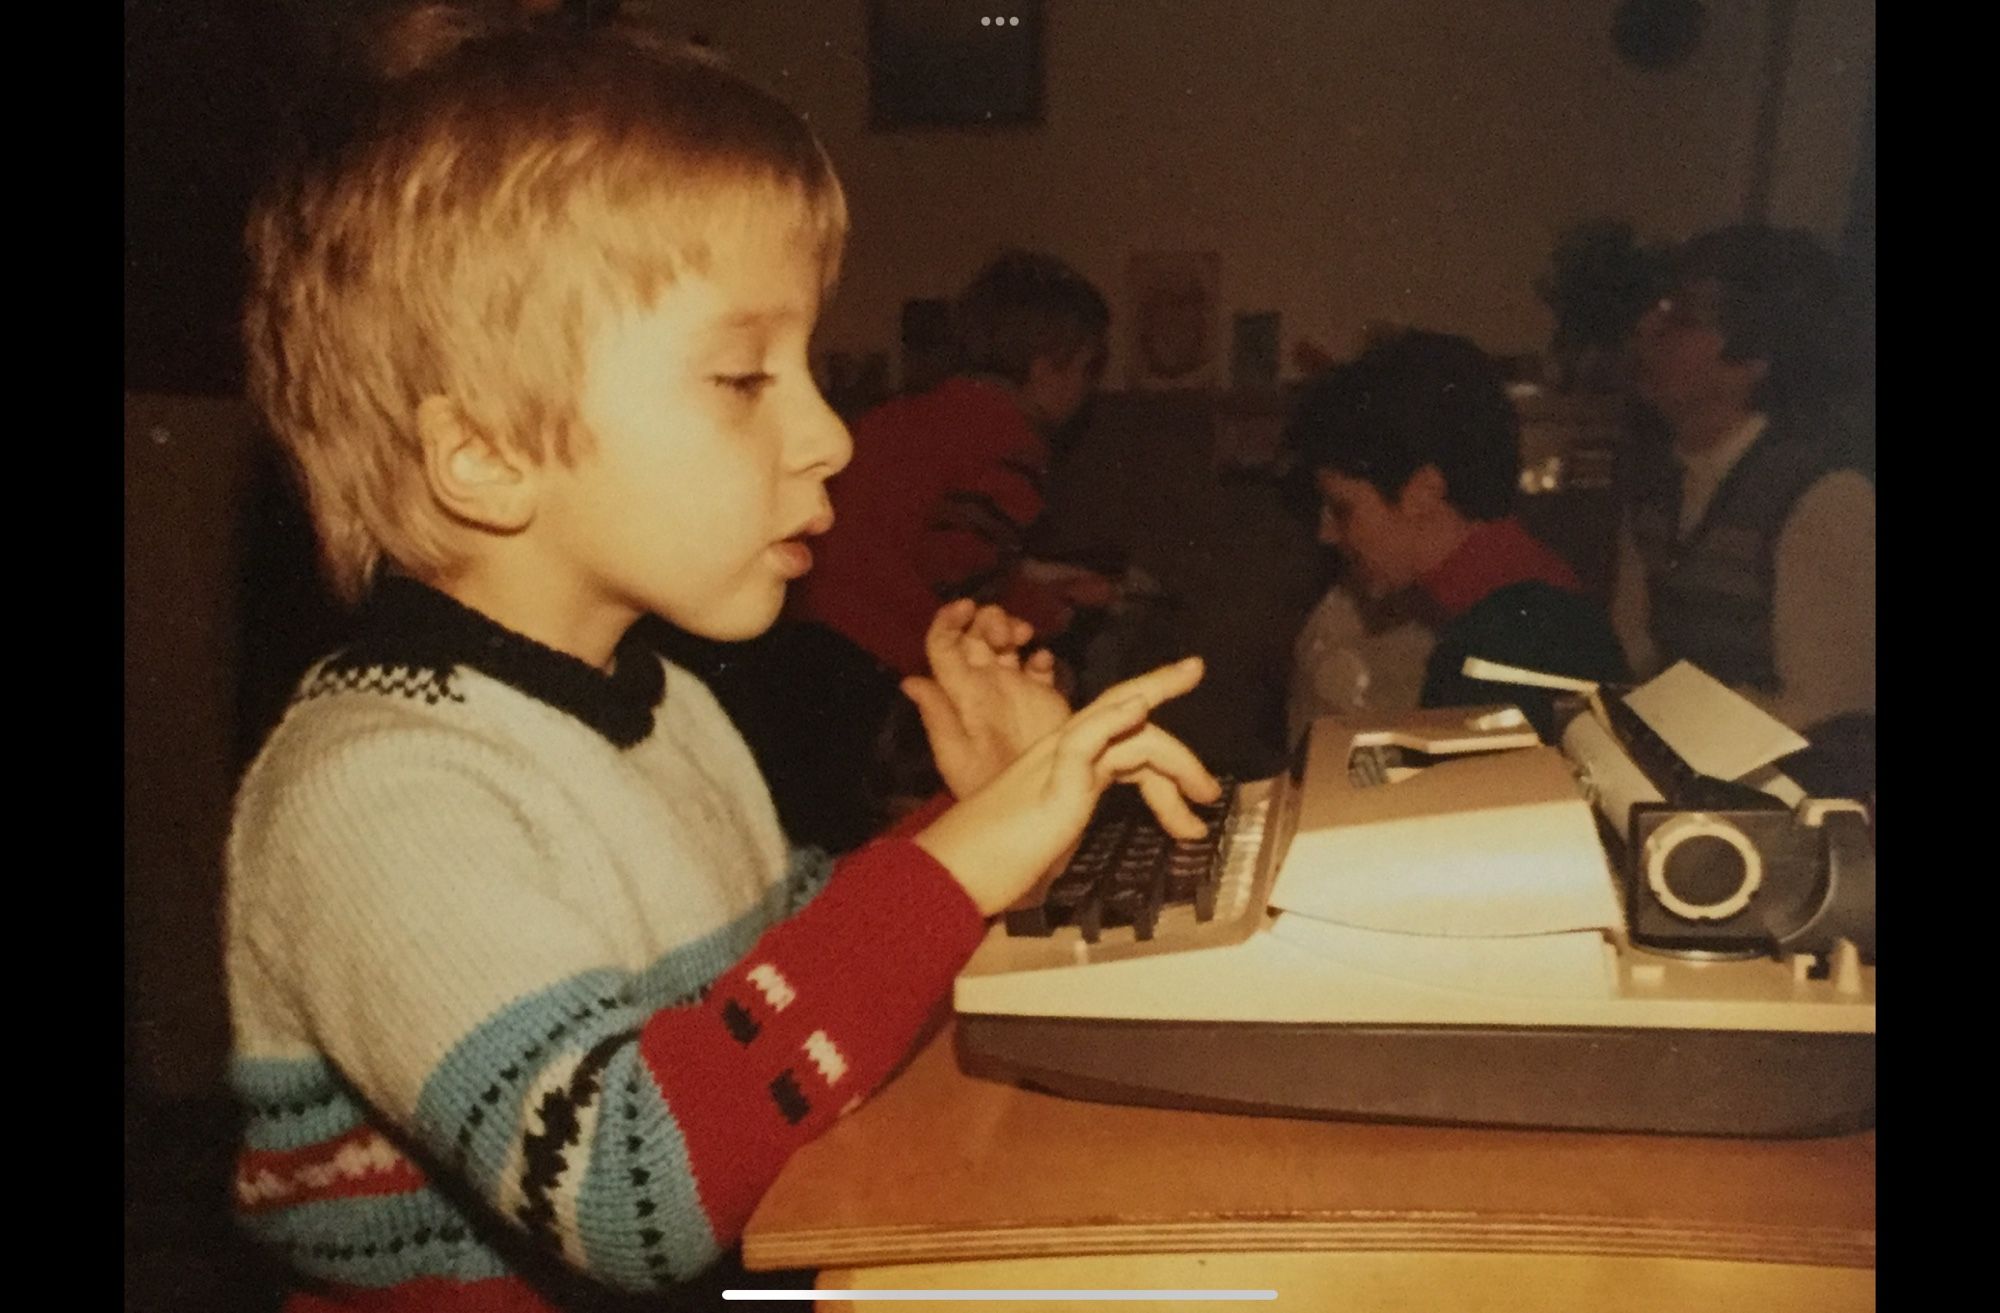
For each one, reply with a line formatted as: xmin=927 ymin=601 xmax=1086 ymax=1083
xmin=431 ymin=569 xmax=637 ymax=673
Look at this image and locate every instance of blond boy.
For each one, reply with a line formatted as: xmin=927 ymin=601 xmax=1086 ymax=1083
xmin=228 ymin=12 xmax=1214 ymax=1309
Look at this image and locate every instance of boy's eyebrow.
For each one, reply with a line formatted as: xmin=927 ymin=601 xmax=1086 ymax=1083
xmin=711 ymin=307 xmax=804 ymax=331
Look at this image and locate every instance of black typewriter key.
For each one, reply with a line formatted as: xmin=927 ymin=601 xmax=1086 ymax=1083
xmin=1076 ymin=890 xmax=1105 ymax=944
xmin=1132 ymin=861 xmax=1171 ymax=941
xmin=1164 ymin=851 xmax=1203 ymax=904
xmin=1187 ymin=780 xmax=1237 ymax=923
xmin=1044 ymin=866 xmax=1099 ymax=914
xmin=1194 ymin=874 xmax=1218 ymax=922
xmin=1004 ymin=852 xmax=1101 ymax=937
xmin=1099 ymin=862 xmax=1145 ymax=921
xmin=1003 ymin=905 xmax=1056 ymax=937
xmin=1193 ymin=837 xmax=1225 ymax=922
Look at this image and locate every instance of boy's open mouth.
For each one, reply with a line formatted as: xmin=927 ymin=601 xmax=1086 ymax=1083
xmin=770 ymin=513 xmax=834 ymax=578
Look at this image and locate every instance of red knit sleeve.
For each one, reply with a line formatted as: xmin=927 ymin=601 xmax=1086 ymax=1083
xmin=635 ymin=837 xmax=983 ymax=1240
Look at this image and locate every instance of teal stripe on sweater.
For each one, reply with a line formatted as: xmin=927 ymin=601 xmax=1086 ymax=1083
xmin=327 ymin=863 xmax=830 ymax=1292
xmin=232 ymin=1055 xmax=371 ymax=1152
xmin=574 ymin=1044 xmax=719 ymax=1286
xmin=629 ymin=903 xmax=774 ymax=1011
xmin=240 ymin=1186 xmax=510 ymax=1288
xmin=780 ymin=845 xmax=836 ymax=918
xmin=414 ymin=970 xmax=639 ymax=1200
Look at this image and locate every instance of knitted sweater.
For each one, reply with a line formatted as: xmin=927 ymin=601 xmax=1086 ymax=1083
xmin=1413 ymin=518 xmax=1628 ymax=742
xmin=224 ymin=579 xmax=983 ymax=1310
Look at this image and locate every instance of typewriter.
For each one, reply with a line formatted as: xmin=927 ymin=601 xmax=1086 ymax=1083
xmin=954 ymin=671 xmax=1875 ymax=1138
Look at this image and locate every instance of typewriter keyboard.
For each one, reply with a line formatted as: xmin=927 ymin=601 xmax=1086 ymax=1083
xmin=1003 ymin=779 xmax=1243 ymax=943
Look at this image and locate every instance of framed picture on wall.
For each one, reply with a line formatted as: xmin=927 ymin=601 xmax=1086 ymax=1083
xmin=1128 ymin=251 xmax=1222 ymax=390
xmin=868 ymin=0 xmax=1045 ymax=129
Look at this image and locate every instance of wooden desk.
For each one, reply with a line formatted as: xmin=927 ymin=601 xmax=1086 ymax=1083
xmin=744 ymin=1023 xmax=1874 ymax=1312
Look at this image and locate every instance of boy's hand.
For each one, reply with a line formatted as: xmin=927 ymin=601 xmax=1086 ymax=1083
xmin=913 ymin=656 xmax=1220 ymax=917
xmin=902 ymin=599 xmax=1068 ymax=800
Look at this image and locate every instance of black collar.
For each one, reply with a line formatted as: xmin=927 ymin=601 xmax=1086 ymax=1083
xmin=320 ymin=576 xmax=665 ymax=748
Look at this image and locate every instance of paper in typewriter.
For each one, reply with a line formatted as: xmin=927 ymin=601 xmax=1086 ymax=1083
xmin=1271 ymin=727 xmax=1623 ymax=939
xmin=1622 ymin=660 xmax=1809 ymax=781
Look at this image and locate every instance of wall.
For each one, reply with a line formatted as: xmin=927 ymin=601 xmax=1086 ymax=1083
xmin=126 ymin=395 xmax=261 ymax=1098
xmin=639 ymin=0 xmax=1873 ymax=380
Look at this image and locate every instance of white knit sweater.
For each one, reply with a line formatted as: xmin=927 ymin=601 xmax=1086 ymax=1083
xmin=222 ymin=579 xmax=982 ymax=1306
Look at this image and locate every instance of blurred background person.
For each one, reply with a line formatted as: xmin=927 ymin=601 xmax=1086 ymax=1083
xmin=1612 ymin=224 xmax=1874 ymax=797
xmin=1287 ymin=331 xmax=1626 ymax=742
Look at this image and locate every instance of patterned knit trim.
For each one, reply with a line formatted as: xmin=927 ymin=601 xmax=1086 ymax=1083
xmin=515 ymin=1034 xmax=627 ymax=1252
xmin=410 ymin=969 xmax=715 ymax=1290
xmin=237 ymin=1126 xmax=427 ymax=1214
xmin=300 ymin=661 xmax=464 ymax=707
xmin=414 ymin=972 xmax=639 ymax=1201
xmin=575 ymin=1045 xmax=719 ymax=1286
xmin=307 ymin=576 xmax=666 ymax=748
xmin=241 ymin=1188 xmax=512 ymax=1289
xmin=233 ymin=1056 xmax=371 ymax=1153
xmin=778 ymin=845 xmax=837 ymax=917
xmin=706 ymin=962 xmax=854 ymax=1131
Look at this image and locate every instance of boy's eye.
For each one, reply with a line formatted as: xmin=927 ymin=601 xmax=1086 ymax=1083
xmin=714 ymin=373 xmax=775 ymax=397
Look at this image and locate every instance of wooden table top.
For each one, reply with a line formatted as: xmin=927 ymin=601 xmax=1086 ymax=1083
xmin=744 ymin=1021 xmax=1874 ymax=1274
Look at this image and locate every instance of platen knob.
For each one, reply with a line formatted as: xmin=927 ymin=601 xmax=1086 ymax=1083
xmin=1642 ymin=812 xmax=1763 ymax=922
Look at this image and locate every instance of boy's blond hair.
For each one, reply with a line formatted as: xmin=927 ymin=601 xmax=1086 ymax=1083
xmin=245 ymin=6 xmax=849 ymax=603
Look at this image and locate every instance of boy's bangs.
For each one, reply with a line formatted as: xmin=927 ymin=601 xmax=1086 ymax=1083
xmin=713 ymin=170 xmax=848 ymax=290
xmin=596 ymin=166 xmax=847 ymax=307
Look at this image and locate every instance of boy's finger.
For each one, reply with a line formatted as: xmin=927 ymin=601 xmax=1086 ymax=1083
xmin=970 ymin=604 xmax=1016 ymax=650
xmin=1133 ymin=770 xmax=1208 ymax=841
xmin=1105 ymin=725 xmax=1222 ymax=805
xmin=929 ymin=597 xmax=977 ymax=634
xmin=925 ymin=600 xmax=978 ymax=672
xmin=1025 ymin=649 xmax=1058 ymax=688
xmin=1091 ymin=655 xmax=1205 ymax=716
xmin=1051 ymin=693 xmax=1151 ymax=783
xmin=900 ymin=676 xmax=965 ymax=740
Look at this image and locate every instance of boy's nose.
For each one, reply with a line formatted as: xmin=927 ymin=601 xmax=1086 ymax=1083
xmin=792 ymin=387 xmax=853 ymax=477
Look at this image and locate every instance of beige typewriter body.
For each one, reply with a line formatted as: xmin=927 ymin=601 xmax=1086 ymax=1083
xmin=954 ymin=708 xmax=1874 ymax=1135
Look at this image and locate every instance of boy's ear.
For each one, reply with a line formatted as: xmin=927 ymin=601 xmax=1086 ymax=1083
xmin=416 ymin=396 xmax=537 ymax=532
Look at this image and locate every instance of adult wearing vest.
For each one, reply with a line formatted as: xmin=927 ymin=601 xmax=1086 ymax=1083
xmin=1610 ymin=226 xmax=1874 ymax=797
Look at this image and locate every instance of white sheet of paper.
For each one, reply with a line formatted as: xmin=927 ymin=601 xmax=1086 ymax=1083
xmin=1622 ymin=660 xmax=1809 ymax=781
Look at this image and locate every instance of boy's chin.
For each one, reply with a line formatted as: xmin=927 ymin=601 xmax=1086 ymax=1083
xmin=668 ymin=596 xmax=784 ymax=644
